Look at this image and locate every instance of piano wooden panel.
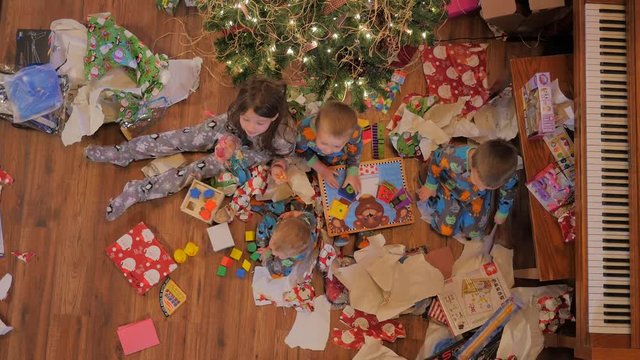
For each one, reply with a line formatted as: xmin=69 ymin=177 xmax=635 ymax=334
xmin=510 ymin=55 xmax=575 ymax=281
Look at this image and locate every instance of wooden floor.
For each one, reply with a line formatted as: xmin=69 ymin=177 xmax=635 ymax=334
xmin=0 ymin=2 xmax=545 ymax=359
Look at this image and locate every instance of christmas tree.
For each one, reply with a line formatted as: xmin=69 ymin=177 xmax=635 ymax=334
xmin=199 ymin=0 xmax=447 ymax=110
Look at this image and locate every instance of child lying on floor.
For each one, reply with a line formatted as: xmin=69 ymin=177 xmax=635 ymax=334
xmin=417 ymin=139 xmax=519 ymax=240
xmin=260 ymin=210 xmax=318 ymax=278
xmin=273 ymin=101 xmax=363 ymax=193
xmin=84 ymin=77 xmax=295 ymax=221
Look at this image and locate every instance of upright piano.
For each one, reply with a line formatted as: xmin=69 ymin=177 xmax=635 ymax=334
xmin=575 ymin=0 xmax=640 ymax=358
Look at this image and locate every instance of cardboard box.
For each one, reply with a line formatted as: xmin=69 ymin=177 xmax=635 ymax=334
xmin=523 ymin=72 xmax=556 ymax=139
xmin=480 ymin=0 xmax=568 ymax=34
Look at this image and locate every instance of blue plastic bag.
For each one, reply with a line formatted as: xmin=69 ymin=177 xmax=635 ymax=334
xmin=6 ymin=64 xmax=62 ymax=122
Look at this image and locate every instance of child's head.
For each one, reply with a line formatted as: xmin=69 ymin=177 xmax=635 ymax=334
xmin=270 ymin=216 xmax=312 ymax=259
xmin=469 ymin=139 xmax=518 ymax=190
xmin=315 ymin=101 xmax=357 ymax=155
xmin=228 ymin=77 xmax=292 ymax=155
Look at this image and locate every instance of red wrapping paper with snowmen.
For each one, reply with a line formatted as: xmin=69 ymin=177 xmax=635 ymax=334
xmin=331 ymin=306 xmax=406 ymax=349
xmin=421 ymin=43 xmax=489 ymax=117
xmin=106 ymin=222 xmax=177 ymax=295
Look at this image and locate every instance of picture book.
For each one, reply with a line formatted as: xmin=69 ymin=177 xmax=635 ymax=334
xmin=437 ymin=262 xmax=511 ymax=336
xmin=318 ymin=158 xmax=414 ymax=236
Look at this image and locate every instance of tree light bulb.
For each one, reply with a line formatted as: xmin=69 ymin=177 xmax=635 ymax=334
xmin=286 ymin=48 xmax=294 ymax=55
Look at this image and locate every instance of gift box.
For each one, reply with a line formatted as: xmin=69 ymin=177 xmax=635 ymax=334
xmin=106 ymin=222 xmax=177 ymax=295
xmin=446 ymin=0 xmax=480 ymax=18
xmin=523 ymin=72 xmax=556 ymax=139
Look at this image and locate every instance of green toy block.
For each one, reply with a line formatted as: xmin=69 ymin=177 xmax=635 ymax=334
xmin=247 ymin=242 xmax=257 ymax=253
xmin=216 ymin=265 xmax=227 ymax=277
xmin=250 ymin=252 xmax=261 ymax=261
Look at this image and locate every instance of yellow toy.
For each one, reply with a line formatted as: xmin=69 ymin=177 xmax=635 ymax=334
xmin=173 ymin=249 xmax=187 ymax=264
xmin=230 ymin=248 xmax=243 ymax=261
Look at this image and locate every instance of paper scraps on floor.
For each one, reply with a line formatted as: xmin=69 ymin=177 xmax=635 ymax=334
xmin=117 ymin=318 xmax=160 ymax=355
xmin=0 ymin=317 xmax=12 ymax=336
xmin=331 ymin=306 xmax=405 ymax=350
xmin=334 ymin=234 xmax=444 ymax=321
xmin=284 ymin=295 xmax=331 ymax=351
xmin=352 ymin=337 xmax=407 ymax=360
xmin=0 ymin=273 xmax=12 ymax=301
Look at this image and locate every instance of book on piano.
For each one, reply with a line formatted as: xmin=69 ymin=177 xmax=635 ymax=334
xmin=436 ymin=262 xmax=511 ymax=336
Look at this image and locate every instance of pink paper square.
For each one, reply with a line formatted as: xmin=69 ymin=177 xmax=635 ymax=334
xmin=117 ymin=318 xmax=160 ymax=355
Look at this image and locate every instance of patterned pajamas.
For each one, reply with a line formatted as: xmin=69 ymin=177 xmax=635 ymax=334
xmin=423 ymin=144 xmax=518 ymax=239
xmin=85 ymin=114 xmax=272 ymax=220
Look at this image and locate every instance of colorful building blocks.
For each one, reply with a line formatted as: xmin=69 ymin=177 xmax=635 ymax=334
xmin=216 ymin=265 xmax=227 ymax=277
xmin=247 ymin=242 xmax=257 ymax=253
xmin=245 ymin=231 xmax=255 ymax=242
xmin=376 ymin=181 xmax=397 ymax=203
xmin=236 ymin=268 xmax=247 ymax=279
xmin=221 ymin=256 xmax=234 ymax=268
xmin=242 ymin=260 xmax=251 ymax=272
xmin=173 ymin=249 xmax=187 ymax=264
xmin=230 ymin=248 xmax=243 ymax=261
xmin=250 ymin=252 xmax=261 ymax=262
xmin=184 ymin=242 xmax=199 ymax=257
xmin=390 ymin=188 xmax=412 ymax=209
xmin=180 ymin=179 xmax=225 ymax=224
xmin=328 ymin=199 xmax=350 ymax=220
xmin=338 ymin=184 xmax=357 ymax=203
xmin=207 ymin=223 xmax=235 ymax=252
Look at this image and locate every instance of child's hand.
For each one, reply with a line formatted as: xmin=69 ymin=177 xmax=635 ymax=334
xmin=271 ymin=165 xmax=288 ymax=184
xmin=317 ymin=163 xmax=340 ymax=188
xmin=343 ymin=174 xmax=361 ymax=194
xmin=494 ymin=213 xmax=507 ymax=225
xmin=417 ymin=186 xmax=436 ymax=201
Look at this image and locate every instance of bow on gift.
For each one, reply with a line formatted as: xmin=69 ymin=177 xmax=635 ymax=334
xmin=0 ymin=169 xmax=14 ymax=199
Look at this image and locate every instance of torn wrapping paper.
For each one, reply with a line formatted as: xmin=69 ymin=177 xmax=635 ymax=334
xmin=536 ymin=288 xmax=574 ymax=333
xmin=324 ymin=256 xmax=353 ymax=309
xmin=257 ymin=159 xmax=315 ymax=204
xmin=0 ymin=317 xmax=12 ymax=336
xmin=317 ymin=243 xmax=337 ymax=275
xmin=252 ymin=266 xmax=294 ymax=306
xmin=451 ymin=239 xmax=514 ymax=289
xmin=0 ymin=274 xmax=11 ymax=300
xmin=551 ymin=79 xmax=575 ymax=130
xmin=421 ymin=43 xmax=489 ymax=117
xmin=427 ymin=298 xmax=449 ymax=326
xmin=50 ymin=19 xmax=89 ymax=86
xmin=353 ymin=337 xmax=407 ymax=360
xmin=283 ymin=282 xmax=315 ymax=312
xmin=415 ymin=322 xmax=454 ymax=360
xmin=284 ymin=295 xmax=331 ymax=351
xmin=155 ymin=57 xmax=202 ymax=106
xmin=424 ymin=246 xmax=455 ymax=280
xmin=496 ymin=286 xmax=571 ymax=360
xmin=334 ymin=234 xmax=444 ymax=321
xmin=472 ymin=86 xmax=518 ymax=143
xmin=12 ymin=251 xmax=35 ymax=263
xmin=331 ymin=306 xmax=406 ymax=350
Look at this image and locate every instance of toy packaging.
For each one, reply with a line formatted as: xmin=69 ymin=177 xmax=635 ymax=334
xmin=543 ymin=127 xmax=575 ymax=182
xmin=106 ymin=222 xmax=177 ymax=295
xmin=437 ymin=262 xmax=511 ymax=336
xmin=523 ymin=72 xmax=556 ymax=139
xmin=159 ymin=277 xmax=186 ymax=317
xmin=526 ymin=163 xmax=574 ymax=215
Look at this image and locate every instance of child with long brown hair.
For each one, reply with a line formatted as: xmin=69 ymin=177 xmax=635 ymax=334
xmin=85 ymin=78 xmax=295 ymax=220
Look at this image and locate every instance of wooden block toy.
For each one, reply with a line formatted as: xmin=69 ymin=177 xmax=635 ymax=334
xmin=221 ymin=256 xmax=234 ymax=268
xmin=236 ymin=268 xmax=247 ymax=279
xmin=245 ymin=231 xmax=255 ymax=242
xmin=180 ymin=179 xmax=225 ymax=224
xmin=390 ymin=188 xmax=412 ymax=209
xmin=230 ymin=248 xmax=242 ymax=261
xmin=338 ymin=184 xmax=357 ymax=203
xmin=247 ymin=242 xmax=257 ymax=253
xmin=207 ymin=223 xmax=235 ymax=252
xmin=250 ymin=252 xmax=261 ymax=262
xmin=242 ymin=260 xmax=251 ymax=272
xmin=184 ymin=242 xmax=199 ymax=256
xmin=328 ymin=199 xmax=349 ymax=220
xmin=376 ymin=181 xmax=397 ymax=203
xmin=204 ymin=199 xmax=217 ymax=211
xmin=216 ymin=265 xmax=227 ymax=277
xmin=173 ymin=249 xmax=187 ymax=264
